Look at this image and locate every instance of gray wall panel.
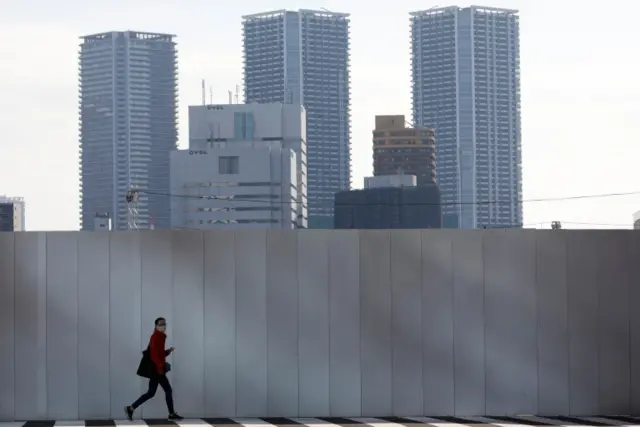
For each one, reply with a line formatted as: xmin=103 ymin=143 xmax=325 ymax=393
xmin=597 ymin=232 xmax=630 ymax=414
xmin=422 ymin=231 xmax=454 ymax=415
xmin=46 ymin=233 xmax=79 ymax=420
xmin=452 ymin=232 xmax=485 ymax=415
xmin=14 ymin=232 xmax=46 ymax=419
xmin=391 ymin=231 xmax=423 ymax=415
xmin=77 ymin=232 xmax=110 ymax=419
xmin=360 ymin=231 xmax=393 ymax=416
xmin=329 ymin=231 xmax=361 ymax=416
xmin=630 ymin=232 xmax=640 ymax=415
xmin=567 ymin=232 xmax=599 ymax=415
xmin=484 ymin=231 xmax=537 ymax=415
xmin=109 ymin=233 xmax=142 ymax=419
xmin=266 ymin=231 xmax=299 ymax=416
xmin=139 ymin=231 xmax=174 ymax=418
xmin=36 ymin=234 xmax=46 ymax=419
xmin=203 ymin=231 xmax=236 ymax=416
xmin=536 ymin=232 xmax=569 ymax=415
xmin=172 ymin=231 xmax=205 ymax=417
xmin=235 ymin=230 xmax=268 ymax=416
xmin=0 ymin=233 xmax=14 ymax=421
xmin=298 ymin=231 xmax=330 ymax=416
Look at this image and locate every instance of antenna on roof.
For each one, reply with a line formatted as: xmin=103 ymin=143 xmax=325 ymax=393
xmin=235 ymin=85 xmax=240 ymax=104
xmin=228 ymin=90 xmax=233 ymax=104
xmin=201 ymin=79 xmax=206 ymax=105
xmin=209 ymin=86 xmax=213 ymax=104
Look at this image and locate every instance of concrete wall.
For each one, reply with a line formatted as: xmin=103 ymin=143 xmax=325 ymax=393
xmin=0 ymin=230 xmax=639 ymax=421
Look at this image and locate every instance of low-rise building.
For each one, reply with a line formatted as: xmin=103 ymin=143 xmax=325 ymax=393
xmin=334 ymin=175 xmax=441 ymax=229
xmin=188 ymin=102 xmax=307 ymax=225
xmin=170 ymin=142 xmax=301 ymax=229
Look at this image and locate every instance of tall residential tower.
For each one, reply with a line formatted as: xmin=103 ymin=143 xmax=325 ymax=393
xmin=411 ymin=6 xmax=522 ymax=228
xmin=79 ymin=31 xmax=178 ymax=230
xmin=242 ymin=9 xmax=351 ymax=228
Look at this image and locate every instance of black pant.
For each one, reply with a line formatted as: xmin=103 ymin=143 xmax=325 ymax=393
xmin=132 ymin=374 xmax=175 ymax=414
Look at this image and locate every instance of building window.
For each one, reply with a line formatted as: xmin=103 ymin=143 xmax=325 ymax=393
xmin=219 ymin=156 xmax=239 ymax=174
xmin=234 ymin=112 xmax=255 ymax=140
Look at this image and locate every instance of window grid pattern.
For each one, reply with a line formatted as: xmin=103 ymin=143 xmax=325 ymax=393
xmin=79 ymin=31 xmax=178 ymax=230
xmin=411 ymin=7 xmax=522 ymax=228
xmin=243 ymin=10 xmax=352 ymax=227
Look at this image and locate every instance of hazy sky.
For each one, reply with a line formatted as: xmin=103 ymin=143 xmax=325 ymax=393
xmin=1 ymin=0 xmax=639 ymax=230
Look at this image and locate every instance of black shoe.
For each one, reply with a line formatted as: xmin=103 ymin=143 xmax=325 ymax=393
xmin=125 ymin=405 xmax=134 ymax=421
xmin=168 ymin=413 xmax=183 ymax=421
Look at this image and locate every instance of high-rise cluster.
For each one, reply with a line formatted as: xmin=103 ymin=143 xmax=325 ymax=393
xmin=78 ymin=5 xmax=522 ymax=231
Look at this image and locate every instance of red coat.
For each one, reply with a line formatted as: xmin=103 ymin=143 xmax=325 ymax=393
xmin=149 ymin=330 xmax=167 ymax=374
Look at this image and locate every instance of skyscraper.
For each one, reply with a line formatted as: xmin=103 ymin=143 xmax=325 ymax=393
xmin=411 ymin=6 xmax=522 ymax=228
xmin=79 ymin=31 xmax=178 ymax=230
xmin=242 ymin=9 xmax=351 ymax=228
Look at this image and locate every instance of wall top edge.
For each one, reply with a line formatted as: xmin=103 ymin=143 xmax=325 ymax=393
xmin=1 ymin=229 xmax=635 ymax=235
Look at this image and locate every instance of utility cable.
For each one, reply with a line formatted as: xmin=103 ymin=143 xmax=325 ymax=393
xmin=140 ymin=189 xmax=640 ymax=208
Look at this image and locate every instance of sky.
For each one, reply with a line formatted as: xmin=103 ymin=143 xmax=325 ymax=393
xmin=1 ymin=0 xmax=639 ymax=231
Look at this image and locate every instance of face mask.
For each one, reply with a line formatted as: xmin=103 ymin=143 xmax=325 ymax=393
xmin=157 ymin=325 xmax=166 ymax=332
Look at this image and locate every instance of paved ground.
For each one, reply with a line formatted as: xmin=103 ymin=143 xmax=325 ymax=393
xmin=1 ymin=416 xmax=639 ymax=427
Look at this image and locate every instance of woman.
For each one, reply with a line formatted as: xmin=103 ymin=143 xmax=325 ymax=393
xmin=125 ymin=317 xmax=183 ymax=421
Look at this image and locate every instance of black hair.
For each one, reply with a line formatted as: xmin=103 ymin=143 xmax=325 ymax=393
xmin=155 ymin=317 xmax=166 ymax=325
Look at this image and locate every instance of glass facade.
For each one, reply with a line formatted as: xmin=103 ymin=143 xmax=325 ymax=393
xmin=411 ymin=6 xmax=522 ymax=228
xmin=79 ymin=31 xmax=178 ymax=230
xmin=243 ymin=10 xmax=351 ymax=228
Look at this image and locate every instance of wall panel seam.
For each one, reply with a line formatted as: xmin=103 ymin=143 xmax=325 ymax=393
xmin=325 ymin=233 xmax=330 ymax=416
xmin=108 ymin=233 xmax=111 ymax=416
xmin=566 ymin=234 xmax=571 ymax=414
xmin=76 ymin=234 xmax=80 ymax=419
xmin=359 ymin=231 xmax=363 ymax=417
xmin=451 ymin=236 xmax=456 ymax=415
xmin=534 ymin=233 xmax=539 ymax=414
xmin=419 ymin=232 xmax=424 ymax=415
xmin=390 ymin=232 xmax=394 ymax=414
xmin=43 ymin=233 xmax=48 ymax=418
xmin=482 ymin=233 xmax=487 ymax=416
xmin=628 ymin=233 xmax=633 ymax=413
xmin=12 ymin=233 xmax=16 ymax=421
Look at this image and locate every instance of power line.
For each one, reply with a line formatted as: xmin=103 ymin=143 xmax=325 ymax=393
xmin=142 ymin=189 xmax=640 ymax=208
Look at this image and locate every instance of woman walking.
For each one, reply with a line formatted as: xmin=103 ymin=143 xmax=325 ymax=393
xmin=125 ymin=317 xmax=183 ymax=421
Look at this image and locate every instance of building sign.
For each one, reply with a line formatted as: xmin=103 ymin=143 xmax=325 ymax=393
xmin=189 ymin=150 xmax=208 ymax=155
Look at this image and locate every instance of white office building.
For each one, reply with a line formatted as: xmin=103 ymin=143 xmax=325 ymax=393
xmin=170 ymin=142 xmax=300 ymax=229
xmin=187 ymin=102 xmax=307 ymax=225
